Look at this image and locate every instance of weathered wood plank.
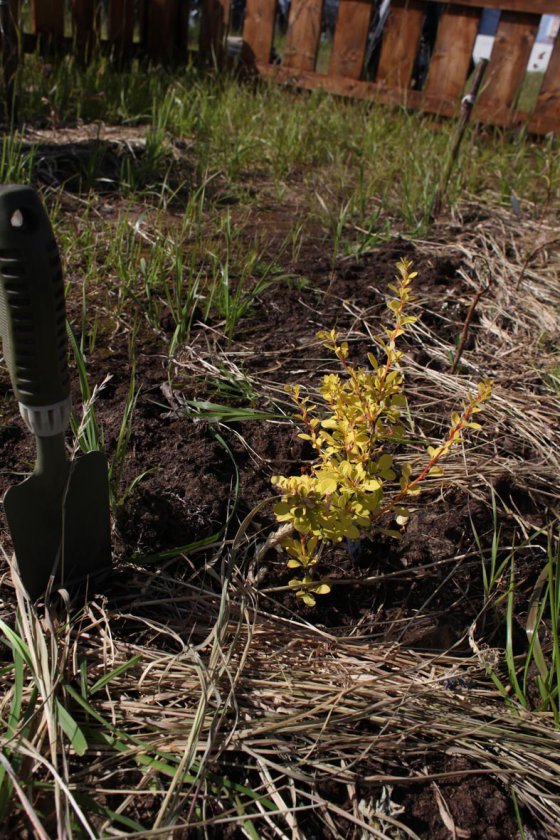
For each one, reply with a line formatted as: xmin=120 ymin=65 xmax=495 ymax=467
xmin=332 ymin=0 xmax=560 ymax=9
xmin=178 ymin=0 xmax=190 ymax=54
xmin=530 ymin=32 xmax=560 ymax=132
xmin=71 ymin=0 xmax=101 ymax=60
xmin=242 ymin=0 xmax=277 ymax=66
xmin=376 ymin=0 xmax=426 ymax=89
xmin=328 ymin=0 xmax=372 ymax=80
xmin=421 ymin=0 xmax=560 ymax=13
xmin=474 ymin=12 xmax=539 ymax=125
xmin=108 ymin=0 xmax=135 ymax=57
xmin=283 ymin=0 xmax=325 ymax=72
xmin=31 ymin=0 xmax=65 ymax=37
xmin=1 ymin=0 xmax=20 ymax=118
xmin=425 ymin=5 xmax=480 ymax=104
xmin=255 ymin=62 xmax=560 ymax=134
xmin=199 ymin=0 xmax=231 ymax=64
xmin=259 ymin=59 xmax=454 ymax=111
xmin=144 ymin=0 xmax=181 ymax=63
xmin=335 ymin=0 xmax=560 ymax=11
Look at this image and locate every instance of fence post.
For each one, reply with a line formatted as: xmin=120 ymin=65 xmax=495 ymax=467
xmin=108 ymin=0 xmax=135 ymax=63
xmin=376 ymin=0 xmax=425 ymax=89
xmin=199 ymin=0 xmax=230 ymax=66
xmin=0 ymin=0 xmax=19 ymax=121
xmin=283 ymin=0 xmax=325 ymax=72
xmin=71 ymin=0 xmax=101 ymax=63
xmin=474 ymin=11 xmax=539 ymax=127
xmin=31 ymin=0 xmax=64 ymax=49
xmin=530 ymin=29 xmax=560 ymax=134
xmin=143 ymin=0 xmax=186 ymax=64
xmin=329 ymin=0 xmax=372 ymax=80
xmin=241 ymin=0 xmax=276 ymax=67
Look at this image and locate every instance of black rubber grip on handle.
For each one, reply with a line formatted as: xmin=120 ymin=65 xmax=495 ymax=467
xmin=0 ymin=185 xmax=70 ymax=408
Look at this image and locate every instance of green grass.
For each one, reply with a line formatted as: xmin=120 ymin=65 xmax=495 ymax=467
xmin=479 ymin=522 xmax=560 ymax=723
xmin=9 ymin=52 xmax=560 ymax=226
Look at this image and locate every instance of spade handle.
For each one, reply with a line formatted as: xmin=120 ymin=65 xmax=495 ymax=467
xmin=0 ymin=185 xmax=71 ymax=435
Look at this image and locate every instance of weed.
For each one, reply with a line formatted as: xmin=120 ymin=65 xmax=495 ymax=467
xmin=483 ymin=524 xmax=560 ymax=723
xmin=527 ymin=526 xmax=560 ymax=720
xmin=67 ymin=322 xmax=104 ymax=455
xmin=0 ymin=133 xmax=34 ymax=184
xmin=204 ymin=211 xmax=293 ymax=339
xmin=315 ymin=192 xmax=352 ymax=280
xmin=67 ymin=322 xmax=149 ymax=511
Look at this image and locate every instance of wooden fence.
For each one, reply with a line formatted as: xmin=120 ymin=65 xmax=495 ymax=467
xmin=1 ymin=0 xmax=560 ymax=133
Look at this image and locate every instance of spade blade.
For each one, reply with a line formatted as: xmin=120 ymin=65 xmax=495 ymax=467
xmin=4 ymin=466 xmax=69 ymax=599
xmin=62 ymin=450 xmax=111 ymax=587
xmin=4 ymin=450 xmax=111 ymax=598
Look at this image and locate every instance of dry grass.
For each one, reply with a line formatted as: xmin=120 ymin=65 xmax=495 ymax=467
xmin=3 ymin=546 xmax=560 ymax=836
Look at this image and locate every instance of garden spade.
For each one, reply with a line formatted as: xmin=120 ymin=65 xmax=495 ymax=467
xmin=0 ymin=184 xmax=111 ymax=598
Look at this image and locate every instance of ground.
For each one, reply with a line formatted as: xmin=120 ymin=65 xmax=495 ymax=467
xmin=0 ymin=126 xmax=559 ymax=838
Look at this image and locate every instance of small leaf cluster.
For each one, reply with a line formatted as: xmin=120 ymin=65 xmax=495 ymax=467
xmin=271 ymin=259 xmax=492 ymax=606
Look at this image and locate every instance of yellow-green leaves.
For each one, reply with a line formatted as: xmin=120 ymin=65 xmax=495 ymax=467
xmin=289 ymin=577 xmax=332 ymax=607
xmin=271 ymin=261 xmax=491 ymax=606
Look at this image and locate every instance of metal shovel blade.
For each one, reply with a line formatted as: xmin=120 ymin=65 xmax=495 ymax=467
xmin=62 ymin=450 xmax=111 ymax=587
xmin=4 ymin=456 xmax=69 ymax=599
xmin=4 ymin=443 xmax=111 ymax=599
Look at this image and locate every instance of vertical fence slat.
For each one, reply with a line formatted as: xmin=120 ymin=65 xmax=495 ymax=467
xmin=178 ymin=0 xmax=190 ymax=54
xmin=283 ymin=0 xmax=325 ymax=72
xmin=72 ymin=0 xmax=101 ymax=60
xmin=31 ymin=0 xmax=65 ymax=37
xmin=530 ymin=32 xmax=560 ymax=133
xmin=199 ymin=0 xmax=231 ymax=65
xmin=328 ymin=0 xmax=372 ymax=80
xmin=108 ymin=0 xmax=135 ymax=58
xmin=242 ymin=0 xmax=277 ymax=66
xmin=474 ymin=11 xmax=539 ymax=125
xmin=376 ymin=0 xmax=426 ymax=89
xmin=144 ymin=0 xmax=182 ymax=63
xmin=424 ymin=5 xmax=480 ymax=106
xmin=1 ymin=0 xmax=20 ymax=118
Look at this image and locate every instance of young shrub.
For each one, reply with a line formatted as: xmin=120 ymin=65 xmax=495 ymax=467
xmin=271 ymin=259 xmax=492 ymax=606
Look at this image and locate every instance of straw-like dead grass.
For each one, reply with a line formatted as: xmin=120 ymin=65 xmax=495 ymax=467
xmin=3 ymin=550 xmax=560 ymax=836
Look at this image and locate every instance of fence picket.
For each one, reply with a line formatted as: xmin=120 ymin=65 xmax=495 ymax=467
xmin=474 ymin=11 xmax=540 ymax=125
xmin=199 ymin=0 xmax=231 ymax=64
xmin=179 ymin=0 xmax=190 ymax=53
xmin=283 ymin=0 xmax=325 ymax=72
xmin=108 ymin=0 xmax=135 ymax=58
xmin=242 ymin=0 xmax=277 ymax=66
xmin=422 ymin=0 xmax=559 ymax=13
xmin=144 ymin=0 xmax=184 ymax=63
xmin=31 ymin=0 xmax=64 ymax=37
xmin=328 ymin=0 xmax=372 ymax=80
xmin=424 ymin=5 xmax=480 ymax=107
xmin=530 ymin=32 xmax=560 ymax=132
xmin=1 ymin=0 xmax=19 ymax=118
xmin=71 ymin=0 xmax=101 ymax=60
xmin=376 ymin=0 xmax=425 ymax=89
